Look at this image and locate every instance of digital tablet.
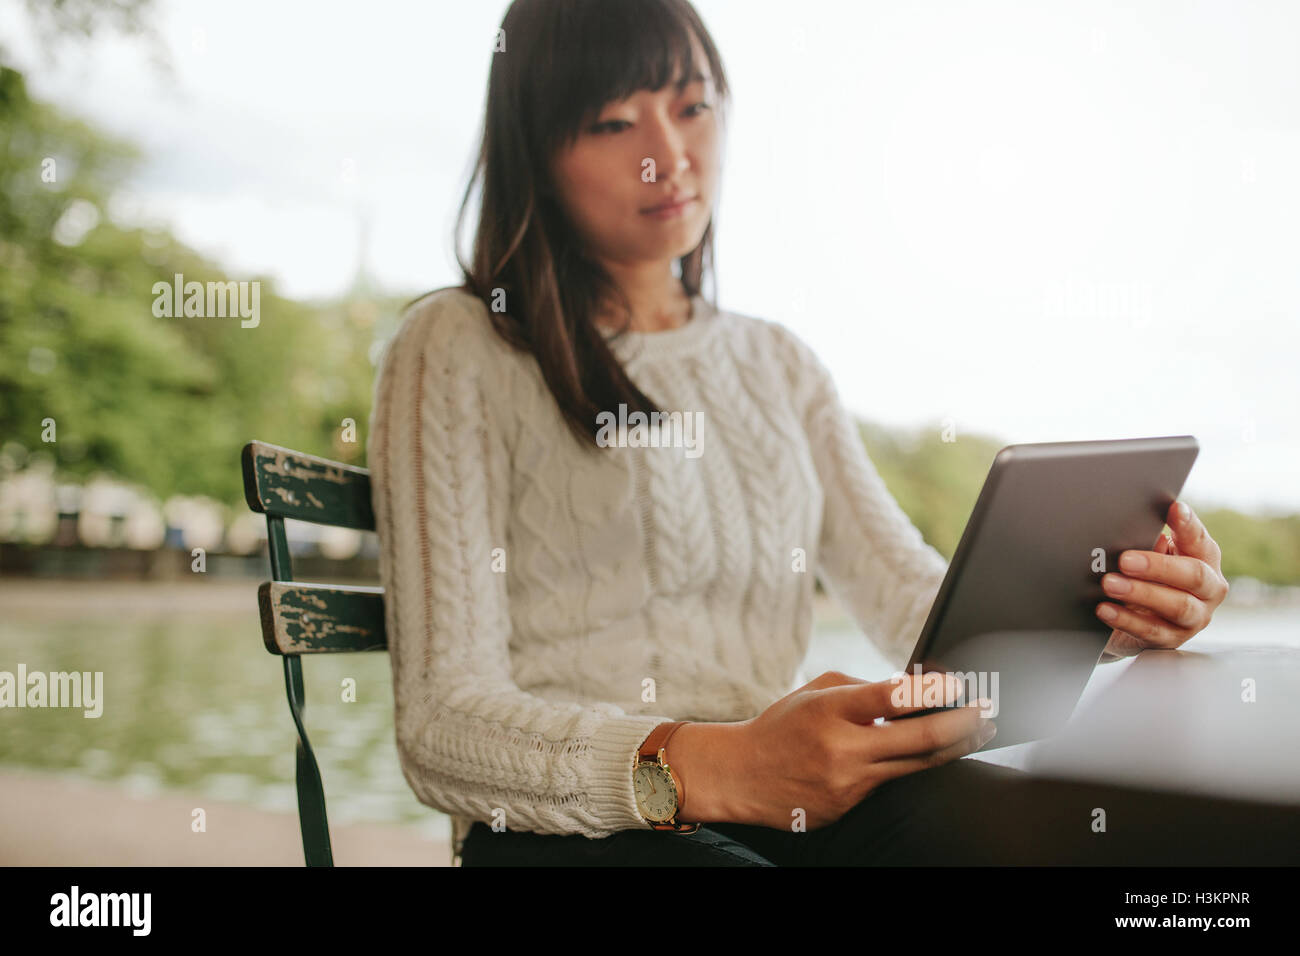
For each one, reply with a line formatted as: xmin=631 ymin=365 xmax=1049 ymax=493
xmin=896 ymin=435 xmax=1199 ymax=750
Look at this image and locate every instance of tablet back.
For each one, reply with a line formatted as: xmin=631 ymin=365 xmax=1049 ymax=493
xmin=905 ymin=435 xmax=1199 ymax=749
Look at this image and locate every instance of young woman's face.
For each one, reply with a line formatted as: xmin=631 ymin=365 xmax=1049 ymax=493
xmin=550 ymin=36 xmax=720 ymax=270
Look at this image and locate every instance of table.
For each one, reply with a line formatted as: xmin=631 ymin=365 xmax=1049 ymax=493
xmin=975 ymin=640 xmax=1300 ymax=806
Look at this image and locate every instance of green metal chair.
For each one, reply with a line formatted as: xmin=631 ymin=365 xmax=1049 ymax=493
xmin=241 ymin=439 xmax=386 ymax=866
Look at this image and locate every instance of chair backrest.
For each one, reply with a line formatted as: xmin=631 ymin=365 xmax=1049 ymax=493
xmin=241 ymin=440 xmax=386 ymax=866
xmin=242 ymin=438 xmax=376 ymax=532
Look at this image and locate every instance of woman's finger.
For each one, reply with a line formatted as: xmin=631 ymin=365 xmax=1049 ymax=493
xmin=1166 ymin=500 xmax=1221 ymax=566
xmin=870 ymin=721 xmax=996 ymax=781
xmin=1096 ymin=600 xmax=1189 ymax=649
xmin=866 ymin=703 xmax=989 ymax=761
xmin=833 ymin=672 xmax=964 ymax=725
xmin=1113 ymin=550 xmax=1226 ymax=603
xmin=1100 ymin=572 xmax=1211 ymax=630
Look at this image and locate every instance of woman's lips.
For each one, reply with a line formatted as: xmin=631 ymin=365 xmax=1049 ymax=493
xmin=641 ymin=196 xmax=696 ymax=219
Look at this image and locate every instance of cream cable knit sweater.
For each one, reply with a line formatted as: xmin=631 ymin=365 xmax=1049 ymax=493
xmin=366 ymin=286 xmax=948 ymax=854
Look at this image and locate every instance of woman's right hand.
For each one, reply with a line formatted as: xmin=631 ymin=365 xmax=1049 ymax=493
xmin=669 ymin=670 xmax=995 ymax=831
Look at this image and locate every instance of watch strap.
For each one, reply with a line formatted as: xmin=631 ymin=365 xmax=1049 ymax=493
xmin=637 ymin=720 xmax=689 ymax=761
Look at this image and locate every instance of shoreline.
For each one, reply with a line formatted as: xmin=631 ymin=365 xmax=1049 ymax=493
xmin=3 ymin=574 xmax=1298 ymax=617
xmin=0 ymin=764 xmax=452 ymax=867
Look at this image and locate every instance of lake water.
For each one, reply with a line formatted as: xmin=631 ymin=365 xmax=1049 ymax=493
xmin=1 ymin=580 xmax=1295 ymax=841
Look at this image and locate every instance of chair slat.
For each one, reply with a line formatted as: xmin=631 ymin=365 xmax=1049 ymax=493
xmin=259 ymin=581 xmax=388 ymax=654
xmin=242 ymin=440 xmax=375 ymax=531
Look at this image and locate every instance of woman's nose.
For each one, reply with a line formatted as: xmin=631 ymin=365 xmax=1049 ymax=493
xmin=644 ymin=121 xmax=691 ymax=180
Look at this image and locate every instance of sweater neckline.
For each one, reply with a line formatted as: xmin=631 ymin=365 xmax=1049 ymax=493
xmin=599 ymin=294 xmax=723 ymax=362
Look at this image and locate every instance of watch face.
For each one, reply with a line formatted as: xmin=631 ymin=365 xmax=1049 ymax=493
xmin=633 ymin=764 xmax=678 ymax=823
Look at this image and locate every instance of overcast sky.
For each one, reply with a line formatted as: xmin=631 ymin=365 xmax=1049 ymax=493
xmin=5 ymin=0 xmax=1298 ymax=513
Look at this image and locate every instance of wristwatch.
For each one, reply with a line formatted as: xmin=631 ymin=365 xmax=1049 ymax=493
xmin=632 ymin=721 xmax=700 ymax=833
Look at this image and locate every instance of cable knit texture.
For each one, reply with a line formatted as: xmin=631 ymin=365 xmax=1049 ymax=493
xmin=366 ymin=286 xmax=949 ymax=852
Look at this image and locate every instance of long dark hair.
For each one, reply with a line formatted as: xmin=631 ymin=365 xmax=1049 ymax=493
xmin=449 ymin=0 xmax=731 ymax=449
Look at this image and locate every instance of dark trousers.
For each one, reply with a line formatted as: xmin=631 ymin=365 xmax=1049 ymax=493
xmin=459 ymin=758 xmax=1300 ymax=866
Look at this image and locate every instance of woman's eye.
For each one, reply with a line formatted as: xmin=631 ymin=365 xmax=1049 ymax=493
xmin=589 ymin=103 xmax=710 ymax=135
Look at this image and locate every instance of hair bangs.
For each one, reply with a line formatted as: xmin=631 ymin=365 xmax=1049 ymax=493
xmin=538 ymin=0 xmax=716 ymax=156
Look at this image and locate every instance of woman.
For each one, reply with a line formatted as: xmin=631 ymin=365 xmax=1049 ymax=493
xmin=367 ymin=0 xmax=1237 ymax=866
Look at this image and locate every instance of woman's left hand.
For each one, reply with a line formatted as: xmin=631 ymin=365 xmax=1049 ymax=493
xmin=1095 ymin=500 xmax=1231 ymax=660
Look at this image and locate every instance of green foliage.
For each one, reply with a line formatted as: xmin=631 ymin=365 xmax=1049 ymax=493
xmin=0 ymin=65 xmax=402 ymax=506
xmin=1197 ymin=508 xmax=1300 ymax=587
xmin=859 ymin=421 xmax=1003 ymax=560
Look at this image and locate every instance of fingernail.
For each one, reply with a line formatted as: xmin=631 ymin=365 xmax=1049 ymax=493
xmin=980 ymin=723 xmax=997 ymax=744
xmin=1119 ymin=552 xmax=1147 ymax=572
xmin=1176 ymin=501 xmax=1190 ymax=522
xmin=1097 ymin=603 xmax=1118 ymax=621
xmin=1103 ymin=573 xmax=1131 ymax=594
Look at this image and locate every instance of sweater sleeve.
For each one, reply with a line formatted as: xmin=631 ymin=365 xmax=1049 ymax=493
xmin=367 ymin=292 xmax=670 ymax=838
xmin=773 ymin=323 xmax=949 ymax=673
